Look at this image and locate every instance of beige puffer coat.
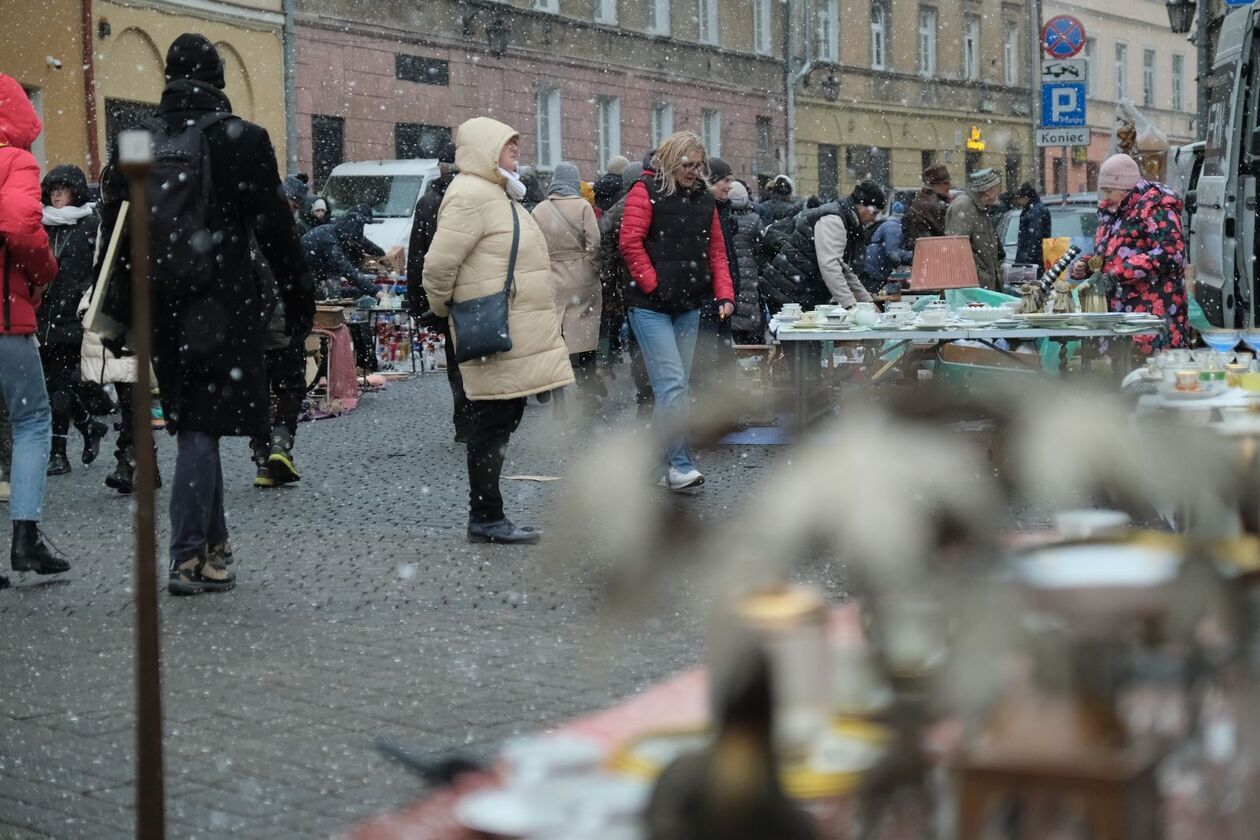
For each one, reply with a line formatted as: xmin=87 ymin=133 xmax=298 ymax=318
xmin=532 ymin=195 xmax=602 ymax=354
xmin=423 ymin=117 xmax=574 ymax=400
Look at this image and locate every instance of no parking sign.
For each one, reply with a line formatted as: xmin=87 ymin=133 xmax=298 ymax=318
xmin=1041 ymin=15 xmax=1086 ymax=60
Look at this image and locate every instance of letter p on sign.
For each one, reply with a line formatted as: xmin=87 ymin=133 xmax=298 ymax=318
xmin=1040 ymin=82 xmax=1087 ymax=128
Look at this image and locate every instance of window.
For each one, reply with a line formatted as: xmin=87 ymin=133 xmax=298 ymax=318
xmin=651 ymin=102 xmax=674 ymax=149
xmin=536 ymin=88 xmax=562 ymax=170
xmin=697 ymin=0 xmax=718 ymax=45
xmin=1115 ymin=43 xmax=1128 ymax=100
xmin=395 ymin=123 xmax=452 ymax=160
xmin=817 ymin=0 xmax=839 ymax=62
xmin=648 ymin=0 xmax=670 ymax=35
xmin=701 ymin=109 xmax=721 ymax=157
xmin=964 ymin=17 xmax=980 ymax=81
xmin=395 ymin=55 xmax=449 ymax=85
xmin=1172 ymin=53 xmax=1185 ymax=112
xmin=24 ymin=88 xmax=45 ymax=171
xmin=1085 ymin=161 xmax=1099 ymax=192
xmin=1053 ymin=155 xmax=1067 ymax=195
xmin=1084 ymin=38 xmax=1096 ymax=96
xmin=1143 ymin=49 xmax=1156 ymax=107
xmin=870 ymin=2 xmax=888 ymax=71
xmin=818 ymin=144 xmax=839 ymax=201
xmin=755 ymin=115 xmax=774 ymax=174
xmin=917 ymin=7 xmax=937 ymax=77
xmin=534 ymin=0 xmax=558 ymax=11
xmin=595 ymin=0 xmax=617 ymax=24
xmin=753 ymin=0 xmax=772 ymax=55
xmin=311 ymin=114 xmax=344 ymax=191
xmin=1003 ymin=26 xmax=1019 ymax=86
xmin=846 ymin=145 xmax=891 ymax=186
xmin=597 ymin=96 xmax=621 ymax=170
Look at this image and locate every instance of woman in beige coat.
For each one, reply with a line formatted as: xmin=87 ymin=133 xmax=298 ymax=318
xmin=531 ymin=160 xmax=602 ymax=415
xmin=422 ymin=116 xmax=573 ymax=545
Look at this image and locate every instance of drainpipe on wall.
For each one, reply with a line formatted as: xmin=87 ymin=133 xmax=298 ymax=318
xmin=81 ymin=0 xmax=100 ymax=181
xmin=282 ymin=0 xmax=298 ymax=176
xmin=1029 ymin=0 xmax=1043 ymax=192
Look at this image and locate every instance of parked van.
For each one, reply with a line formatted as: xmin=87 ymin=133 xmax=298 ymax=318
xmin=1187 ymin=2 xmax=1259 ymax=328
xmin=321 ymin=159 xmax=440 ymax=255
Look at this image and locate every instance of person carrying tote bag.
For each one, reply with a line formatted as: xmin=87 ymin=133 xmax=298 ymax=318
xmin=422 ymin=117 xmax=573 ymax=545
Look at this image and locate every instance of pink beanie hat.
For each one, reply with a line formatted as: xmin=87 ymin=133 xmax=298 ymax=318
xmin=1099 ymin=154 xmax=1141 ymax=192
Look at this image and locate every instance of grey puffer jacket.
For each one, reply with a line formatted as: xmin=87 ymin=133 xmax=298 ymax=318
xmin=728 ymin=203 xmax=764 ymax=335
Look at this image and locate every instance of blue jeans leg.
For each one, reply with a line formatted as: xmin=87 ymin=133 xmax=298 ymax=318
xmin=0 ymin=335 xmax=51 ymax=522
xmin=169 ymin=431 xmax=226 ymax=566
xmin=628 ymin=308 xmax=701 ymax=474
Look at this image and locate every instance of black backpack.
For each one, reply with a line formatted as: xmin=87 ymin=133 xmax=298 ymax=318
xmin=139 ymin=112 xmax=234 ymax=297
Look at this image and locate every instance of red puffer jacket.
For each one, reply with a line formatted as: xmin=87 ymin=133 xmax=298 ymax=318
xmin=0 ymin=73 xmax=58 ymax=335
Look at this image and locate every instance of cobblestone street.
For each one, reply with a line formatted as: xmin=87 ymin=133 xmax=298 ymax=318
xmin=0 ymin=373 xmax=814 ymax=838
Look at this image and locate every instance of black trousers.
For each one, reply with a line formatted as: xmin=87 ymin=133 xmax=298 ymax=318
xmin=116 ymin=385 xmax=134 ymax=457
xmin=465 ymin=397 xmax=525 ymax=524
xmin=252 ymin=343 xmax=306 ymax=455
xmin=40 ymin=344 xmax=89 ymax=439
xmin=440 ymin=320 xmax=473 ymax=438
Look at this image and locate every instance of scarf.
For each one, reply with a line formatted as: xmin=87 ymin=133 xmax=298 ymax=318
xmin=548 ymin=181 xmax=581 ymax=198
xmin=499 ymin=167 xmax=527 ymax=202
xmin=43 ymin=203 xmax=95 ymax=226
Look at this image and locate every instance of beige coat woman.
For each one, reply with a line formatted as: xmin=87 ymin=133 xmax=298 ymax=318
xmin=422 ymin=117 xmax=573 ymax=401
xmin=532 ymin=194 xmax=602 ymax=354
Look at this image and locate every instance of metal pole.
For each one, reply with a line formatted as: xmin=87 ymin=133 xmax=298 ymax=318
xmin=282 ymin=0 xmax=299 ymax=176
xmin=1030 ymin=0 xmax=1044 ymax=191
xmin=1196 ymin=0 xmax=1211 ymax=141
xmin=784 ymin=0 xmax=797 ymax=181
xmin=1062 ymin=144 xmax=1069 ymax=200
xmin=119 ymin=131 xmax=164 ymax=840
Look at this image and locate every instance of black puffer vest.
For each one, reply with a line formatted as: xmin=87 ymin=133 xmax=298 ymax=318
xmin=760 ymin=200 xmax=863 ymax=310
xmin=624 ymin=176 xmax=716 ymax=314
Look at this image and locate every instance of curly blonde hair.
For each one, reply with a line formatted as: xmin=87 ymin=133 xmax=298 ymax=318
xmin=651 ymin=131 xmax=709 ymax=196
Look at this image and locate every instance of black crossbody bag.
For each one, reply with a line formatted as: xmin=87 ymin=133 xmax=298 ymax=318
xmin=449 ymin=203 xmax=519 ymax=364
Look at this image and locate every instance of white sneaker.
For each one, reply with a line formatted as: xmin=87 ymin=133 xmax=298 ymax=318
xmin=659 ymin=466 xmax=704 ymax=493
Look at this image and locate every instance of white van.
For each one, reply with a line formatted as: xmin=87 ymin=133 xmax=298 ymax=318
xmin=321 ymin=159 xmax=441 ymax=255
xmin=1188 ymin=1 xmax=1259 ymax=327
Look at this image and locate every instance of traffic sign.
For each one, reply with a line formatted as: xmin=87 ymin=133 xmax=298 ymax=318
xmin=1042 ymin=15 xmax=1086 ymax=59
xmin=1225 ymin=0 xmax=1251 ymax=6
xmin=1041 ymin=59 xmax=1088 ymax=83
xmin=1041 ymin=83 xmax=1087 ymax=127
xmin=1036 ymin=127 xmax=1090 ymax=147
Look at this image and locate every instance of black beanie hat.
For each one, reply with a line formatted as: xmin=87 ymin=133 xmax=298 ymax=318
xmin=850 ymin=180 xmax=886 ymax=210
xmin=165 ymin=33 xmax=226 ymax=89
xmin=707 ymin=157 xmax=732 ymax=184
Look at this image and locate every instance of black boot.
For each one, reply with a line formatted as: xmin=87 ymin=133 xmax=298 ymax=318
xmin=11 ymin=521 xmax=70 ymax=574
xmin=265 ymin=427 xmax=300 ymax=485
xmin=76 ymin=419 xmax=108 ymax=465
xmin=467 ymin=519 xmax=542 ymax=545
xmin=47 ymin=437 xmax=71 ymax=476
xmin=105 ymin=450 xmax=134 ymax=494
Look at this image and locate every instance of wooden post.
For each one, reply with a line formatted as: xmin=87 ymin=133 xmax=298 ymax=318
xmin=118 ymin=129 xmax=164 ymax=840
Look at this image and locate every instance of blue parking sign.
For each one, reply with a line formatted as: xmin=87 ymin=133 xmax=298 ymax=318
xmin=1041 ymin=82 xmax=1087 ymax=127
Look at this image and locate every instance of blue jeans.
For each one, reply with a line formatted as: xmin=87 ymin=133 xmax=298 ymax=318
xmin=0 ymin=335 xmax=51 ymax=521
xmin=169 ymin=431 xmax=228 ymax=566
xmin=628 ymin=307 xmax=700 ymax=475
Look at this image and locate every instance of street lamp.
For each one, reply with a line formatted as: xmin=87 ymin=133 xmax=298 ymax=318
xmin=1166 ymin=0 xmax=1195 ymax=34
xmin=486 ymin=13 xmax=511 ymax=58
xmin=821 ymin=73 xmax=840 ymax=103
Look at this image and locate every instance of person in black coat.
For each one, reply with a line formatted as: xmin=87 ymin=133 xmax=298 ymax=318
xmin=756 ymin=175 xmax=804 ymax=226
xmin=302 ymin=214 xmax=381 ymax=299
xmin=406 ymin=141 xmax=470 ymax=441
xmin=1014 ymin=182 xmax=1052 ymax=267
xmin=39 ymin=163 xmax=108 ymax=475
xmin=96 ymin=33 xmax=313 ymax=595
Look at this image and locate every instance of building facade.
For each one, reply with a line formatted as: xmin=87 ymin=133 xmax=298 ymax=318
xmin=792 ymin=0 xmax=1037 ymax=199
xmin=1041 ymin=0 xmax=1199 ymax=194
xmin=1 ymin=0 xmax=287 ymax=181
xmin=294 ymin=0 xmax=786 ymax=189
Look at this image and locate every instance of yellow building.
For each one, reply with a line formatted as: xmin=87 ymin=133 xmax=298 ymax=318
xmin=792 ymin=0 xmax=1036 ymax=197
xmin=0 ymin=0 xmax=286 ymax=180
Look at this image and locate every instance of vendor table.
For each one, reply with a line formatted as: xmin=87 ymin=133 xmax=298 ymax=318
xmin=365 ymin=307 xmax=417 ymax=375
xmin=774 ymin=322 xmax=1164 ymax=427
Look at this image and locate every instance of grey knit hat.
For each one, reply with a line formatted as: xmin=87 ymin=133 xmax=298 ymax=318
xmin=967 ymin=168 xmax=1001 ymax=193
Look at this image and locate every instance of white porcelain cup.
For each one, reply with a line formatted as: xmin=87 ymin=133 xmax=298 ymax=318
xmin=919 ymin=310 xmax=948 ymax=327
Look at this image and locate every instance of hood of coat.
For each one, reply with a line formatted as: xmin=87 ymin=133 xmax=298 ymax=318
xmin=454 ymin=116 xmax=518 ymax=187
xmin=42 ymin=164 xmax=91 ymax=206
xmin=334 ymin=213 xmax=367 ymax=249
xmin=0 ymin=73 xmax=42 ymax=151
xmin=1100 ymin=180 xmax=1183 ymax=226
